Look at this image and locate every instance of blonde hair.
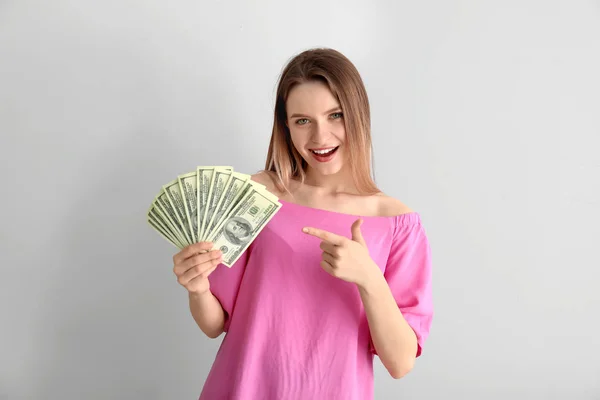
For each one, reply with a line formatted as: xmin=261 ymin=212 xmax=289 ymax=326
xmin=262 ymin=48 xmax=380 ymax=196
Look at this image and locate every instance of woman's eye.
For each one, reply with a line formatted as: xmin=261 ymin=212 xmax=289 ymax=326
xmin=296 ymin=118 xmax=309 ymax=125
xmin=331 ymin=112 xmax=343 ymax=119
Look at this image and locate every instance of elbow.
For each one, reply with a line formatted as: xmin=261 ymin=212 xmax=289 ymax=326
xmin=202 ymin=326 xmax=225 ymax=339
xmin=205 ymin=331 xmax=222 ymax=339
xmin=388 ymin=358 xmax=415 ymax=379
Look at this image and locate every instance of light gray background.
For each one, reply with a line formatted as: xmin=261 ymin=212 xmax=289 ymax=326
xmin=1 ymin=1 xmax=599 ymax=399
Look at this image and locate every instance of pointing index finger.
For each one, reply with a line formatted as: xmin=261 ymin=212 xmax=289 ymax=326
xmin=302 ymin=227 xmax=345 ymax=245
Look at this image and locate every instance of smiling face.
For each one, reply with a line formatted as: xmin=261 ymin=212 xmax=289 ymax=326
xmin=285 ymin=80 xmax=347 ymax=177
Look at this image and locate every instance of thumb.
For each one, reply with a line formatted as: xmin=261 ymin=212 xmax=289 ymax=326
xmin=351 ymin=219 xmax=366 ymax=247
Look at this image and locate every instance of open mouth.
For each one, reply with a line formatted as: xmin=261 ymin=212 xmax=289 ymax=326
xmin=309 ymin=146 xmax=339 ymax=162
xmin=310 ymin=146 xmax=339 ymax=155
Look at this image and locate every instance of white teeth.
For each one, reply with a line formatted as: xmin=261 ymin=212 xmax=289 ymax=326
xmin=311 ymin=147 xmax=336 ymax=155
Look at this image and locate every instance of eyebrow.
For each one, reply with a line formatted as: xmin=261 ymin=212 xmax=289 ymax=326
xmin=289 ymin=106 xmax=342 ymax=119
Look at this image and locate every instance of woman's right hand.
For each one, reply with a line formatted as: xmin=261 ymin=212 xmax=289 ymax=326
xmin=173 ymin=242 xmax=223 ymax=295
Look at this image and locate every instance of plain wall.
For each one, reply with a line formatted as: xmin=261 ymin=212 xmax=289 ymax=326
xmin=1 ymin=1 xmax=599 ymax=399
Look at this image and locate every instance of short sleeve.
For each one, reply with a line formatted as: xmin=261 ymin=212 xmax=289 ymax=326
xmin=370 ymin=216 xmax=433 ymax=357
xmin=207 ymin=241 xmax=253 ymax=332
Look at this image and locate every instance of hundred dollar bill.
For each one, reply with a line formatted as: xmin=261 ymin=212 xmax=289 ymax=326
xmin=146 ymin=202 xmax=183 ymax=248
xmin=197 ymin=166 xmax=233 ymax=242
xmin=204 ymin=172 xmax=251 ymax=237
xmin=150 ymin=199 xmax=184 ymax=243
xmin=151 ymin=198 xmax=189 ymax=246
xmin=163 ymin=179 xmax=194 ymax=245
xmin=208 ymin=187 xmax=282 ymax=267
xmin=155 ymin=190 xmax=191 ymax=246
xmin=148 ymin=205 xmax=184 ymax=248
xmin=178 ymin=171 xmax=199 ymax=243
xmin=201 ymin=167 xmax=233 ymax=241
xmin=147 ymin=215 xmax=182 ymax=249
xmin=210 ymin=178 xmax=267 ymax=233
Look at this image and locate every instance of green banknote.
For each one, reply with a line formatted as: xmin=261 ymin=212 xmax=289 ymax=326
xmin=207 ymin=186 xmax=281 ymax=267
xmin=147 ymin=166 xmax=281 ymax=267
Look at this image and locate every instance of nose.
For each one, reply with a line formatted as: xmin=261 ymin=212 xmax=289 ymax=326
xmin=309 ymin=120 xmax=330 ymax=145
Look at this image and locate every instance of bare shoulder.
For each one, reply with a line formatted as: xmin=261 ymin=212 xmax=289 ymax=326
xmin=250 ymin=170 xmax=283 ymax=196
xmin=376 ymin=193 xmax=415 ymax=217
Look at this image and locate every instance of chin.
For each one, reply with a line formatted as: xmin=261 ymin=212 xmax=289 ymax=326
xmin=301 ymin=145 xmax=350 ymax=177
xmin=306 ymin=162 xmax=344 ymax=176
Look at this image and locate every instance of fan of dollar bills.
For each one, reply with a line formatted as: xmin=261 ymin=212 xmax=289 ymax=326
xmin=147 ymin=166 xmax=282 ymax=267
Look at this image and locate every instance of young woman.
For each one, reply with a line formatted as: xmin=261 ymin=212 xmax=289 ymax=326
xmin=172 ymin=48 xmax=433 ymax=400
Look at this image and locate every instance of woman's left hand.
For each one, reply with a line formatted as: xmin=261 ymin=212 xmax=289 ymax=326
xmin=302 ymin=219 xmax=382 ymax=288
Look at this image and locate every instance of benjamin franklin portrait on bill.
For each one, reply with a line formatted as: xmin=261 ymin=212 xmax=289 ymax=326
xmin=222 ymin=216 xmax=253 ymax=245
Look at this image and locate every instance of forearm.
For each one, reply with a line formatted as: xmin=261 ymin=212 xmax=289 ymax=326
xmin=188 ymin=290 xmax=226 ymax=339
xmin=358 ymin=271 xmax=418 ymax=379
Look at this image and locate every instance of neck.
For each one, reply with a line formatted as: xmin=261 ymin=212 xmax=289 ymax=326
xmin=302 ymin=166 xmax=358 ymax=196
